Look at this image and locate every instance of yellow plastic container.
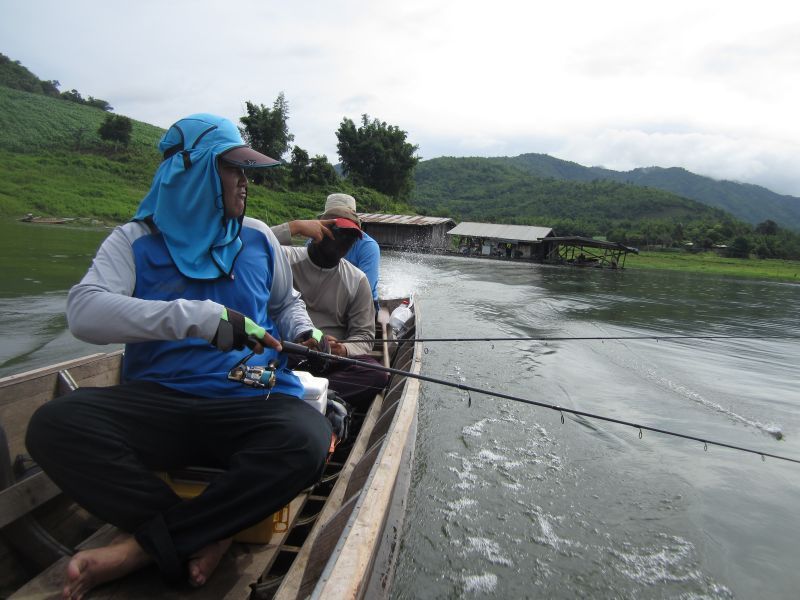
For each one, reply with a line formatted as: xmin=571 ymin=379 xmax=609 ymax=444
xmin=156 ymin=469 xmax=290 ymax=543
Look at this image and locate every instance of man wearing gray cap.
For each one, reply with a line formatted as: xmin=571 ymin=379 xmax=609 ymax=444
xmin=282 ymin=205 xmax=388 ymax=409
xmin=272 ymin=194 xmax=380 ymax=309
xmin=325 ymin=194 xmax=380 ymax=308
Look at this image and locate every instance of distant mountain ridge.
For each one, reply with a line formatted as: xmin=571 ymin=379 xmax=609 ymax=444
xmin=489 ymin=153 xmax=800 ymax=231
xmin=412 ymin=156 xmax=732 ymax=231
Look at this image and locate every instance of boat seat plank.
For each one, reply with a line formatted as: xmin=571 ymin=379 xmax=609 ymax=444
xmin=0 ymin=471 xmax=60 ymax=529
xmin=10 ymin=495 xmax=308 ymax=600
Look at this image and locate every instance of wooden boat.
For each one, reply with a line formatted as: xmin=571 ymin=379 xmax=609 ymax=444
xmin=0 ymin=298 xmax=420 ymax=599
xmin=20 ymin=214 xmax=76 ymax=224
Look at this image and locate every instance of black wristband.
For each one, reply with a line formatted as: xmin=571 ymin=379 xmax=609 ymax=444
xmin=226 ymin=309 xmax=247 ymax=350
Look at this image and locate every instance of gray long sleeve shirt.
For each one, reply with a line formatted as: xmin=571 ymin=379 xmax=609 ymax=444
xmin=283 ymin=247 xmax=376 ymax=357
xmin=67 ymin=217 xmax=313 ymax=346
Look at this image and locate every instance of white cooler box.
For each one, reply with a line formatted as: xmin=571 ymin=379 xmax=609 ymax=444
xmin=294 ymin=371 xmax=328 ymax=414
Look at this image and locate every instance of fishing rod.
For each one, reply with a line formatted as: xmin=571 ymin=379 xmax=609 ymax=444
xmin=280 ymin=340 xmax=800 ymax=465
xmin=333 ymin=334 xmax=800 ymax=344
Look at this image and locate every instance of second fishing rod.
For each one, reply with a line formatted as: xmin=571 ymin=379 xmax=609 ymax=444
xmin=278 ymin=340 xmax=800 ymax=465
xmin=332 ymin=333 xmax=800 ymax=343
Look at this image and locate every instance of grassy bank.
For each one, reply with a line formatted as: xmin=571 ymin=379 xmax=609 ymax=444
xmin=0 ymin=86 xmax=409 ymax=225
xmin=626 ymin=250 xmax=800 ymax=282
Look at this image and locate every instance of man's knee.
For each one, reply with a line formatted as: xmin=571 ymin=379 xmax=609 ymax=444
xmin=26 ymin=397 xmax=71 ymax=461
xmin=369 ymin=367 xmax=390 ymax=388
xmin=26 ymin=390 xmax=109 ymax=466
xmin=281 ymin=406 xmax=332 ymax=479
xmin=357 ymin=357 xmax=390 ymax=389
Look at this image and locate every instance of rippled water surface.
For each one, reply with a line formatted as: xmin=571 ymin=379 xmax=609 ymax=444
xmin=0 ymin=219 xmax=113 ymax=376
xmin=382 ymin=253 xmax=800 ymax=600
xmin=1 ymin=220 xmax=799 ymax=598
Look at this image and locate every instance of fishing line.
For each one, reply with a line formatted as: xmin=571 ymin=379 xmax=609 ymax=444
xmin=280 ymin=341 xmax=800 ymax=465
xmin=333 ymin=334 xmax=800 ymax=344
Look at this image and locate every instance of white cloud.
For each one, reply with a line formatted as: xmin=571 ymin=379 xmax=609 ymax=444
xmin=3 ymin=0 xmax=800 ymax=195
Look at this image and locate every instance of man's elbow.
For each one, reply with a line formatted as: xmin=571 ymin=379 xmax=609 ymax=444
xmin=66 ymin=288 xmax=110 ymax=344
xmin=66 ymin=308 xmax=107 ymax=344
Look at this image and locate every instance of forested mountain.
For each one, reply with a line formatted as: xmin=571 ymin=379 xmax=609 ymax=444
xmin=412 ymin=156 xmax=800 ymax=258
xmin=590 ymin=165 xmax=800 ymax=231
xmin=413 ymin=156 xmax=730 ymax=232
xmin=443 ymin=152 xmax=800 ymax=231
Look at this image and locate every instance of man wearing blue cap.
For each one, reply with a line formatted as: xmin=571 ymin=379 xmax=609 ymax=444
xmin=25 ymin=114 xmax=331 ymax=597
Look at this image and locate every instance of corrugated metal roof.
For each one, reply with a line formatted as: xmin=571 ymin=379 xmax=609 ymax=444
xmin=545 ymin=236 xmax=639 ymax=253
xmin=447 ymin=222 xmax=554 ymax=242
xmin=358 ymin=213 xmax=456 ymax=226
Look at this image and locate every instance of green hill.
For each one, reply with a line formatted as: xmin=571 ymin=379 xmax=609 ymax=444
xmin=411 ymin=156 xmax=800 ymax=258
xmin=591 ymin=165 xmax=800 ymax=231
xmin=0 ymin=85 xmax=164 ymax=221
xmin=461 ymin=152 xmax=800 ymax=231
xmin=412 ymin=156 xmax=731 ymax=227
xmin=0 ymin=84 xmax=406 ymax=225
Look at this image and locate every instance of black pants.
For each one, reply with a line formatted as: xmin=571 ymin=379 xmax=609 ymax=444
xmin=326 ymin=355 xmax=390 ymax=410
xmin=25 ymin=381 xmax=331 ymax=582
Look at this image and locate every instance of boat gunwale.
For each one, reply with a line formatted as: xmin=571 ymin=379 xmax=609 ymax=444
xmin=310 ymin=306 xmax=421 ymax=599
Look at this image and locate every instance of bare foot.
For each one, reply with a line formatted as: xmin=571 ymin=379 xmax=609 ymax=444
xmin=63 ymin=534 xmax=150 ymax=599
xmin=187 ymin=537 xmax=233 ymax=587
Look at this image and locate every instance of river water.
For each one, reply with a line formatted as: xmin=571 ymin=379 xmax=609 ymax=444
xmin=1 ymin=220 xmax=799 ymax=598
xmin=382 ymin=254 xmax=800 ymax=600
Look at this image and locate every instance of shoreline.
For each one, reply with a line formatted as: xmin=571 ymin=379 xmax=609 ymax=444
xmin=413 ymin=247 xmax=800 ymax=284
xmin=5 ymin=217 xmax=798 ymax=284
xmin=626 ymin=251 xmax=800 ymax=283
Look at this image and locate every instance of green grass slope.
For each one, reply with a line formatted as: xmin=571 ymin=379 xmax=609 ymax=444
xmin=0 ymin=86 xmax=406 ymax=224
xmin=1 ymin=85 xmax=163 ymax=220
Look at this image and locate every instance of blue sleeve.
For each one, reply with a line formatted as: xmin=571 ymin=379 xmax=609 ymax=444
xmin=347 ymin=238 xmax=380 ymax=302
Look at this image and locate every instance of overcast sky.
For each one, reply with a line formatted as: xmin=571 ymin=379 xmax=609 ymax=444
xmin=3 ymin=0 xmax=800 ymax=196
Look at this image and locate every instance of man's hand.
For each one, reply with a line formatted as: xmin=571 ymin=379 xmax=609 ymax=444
xmin=327 ymin=336 xmax=348 ymax=357
xmin=212 ymin=308 xmax=281 ymax=353
xmin=288 ymin=219 xmax=336 ymax=243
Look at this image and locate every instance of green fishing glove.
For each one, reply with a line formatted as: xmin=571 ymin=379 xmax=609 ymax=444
xmin=299 ymin=328 xmax=324 ymax=345
xmin=212 ymin=307 xmax=266 ymax=352
xmin=296 ymin=328 xmax=331 ymax=374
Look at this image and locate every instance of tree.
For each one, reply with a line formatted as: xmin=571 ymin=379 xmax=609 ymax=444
xmin=98 ymin=114 xmax=133 ymax=147
xmin=289 ymin=146 xmax=339 ymax=188
xmin=239 ymin=93 xmax=294 ymax=162
xmin=308 ymin=155 xmax=338 ymax=186
xmin=61 ymin=89 xmax=84 ymax=104
xmin=336 ymin=114 xmax=419 ymax=201
xmin=755 ymin=219 xmax=779 ymax=236
xmin=289 ymin=146 xmax=310 ymax=186
xmin=728 ymin=236 xmax=751 ymax=258
xmin=41 ymin=79 xmax=60 ymax=97
xmin=86 ymin=96 xmax=113 ymax=111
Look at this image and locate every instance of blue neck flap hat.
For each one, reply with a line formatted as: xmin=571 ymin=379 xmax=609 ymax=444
xmin=133 ymin=113 xmax=279 ymax=279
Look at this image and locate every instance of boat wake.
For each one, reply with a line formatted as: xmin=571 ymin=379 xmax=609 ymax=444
xmin=587 ymin=337 xmax=785 ymax=440
xmin=435 ymin=413 xmax=734 ymax=598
